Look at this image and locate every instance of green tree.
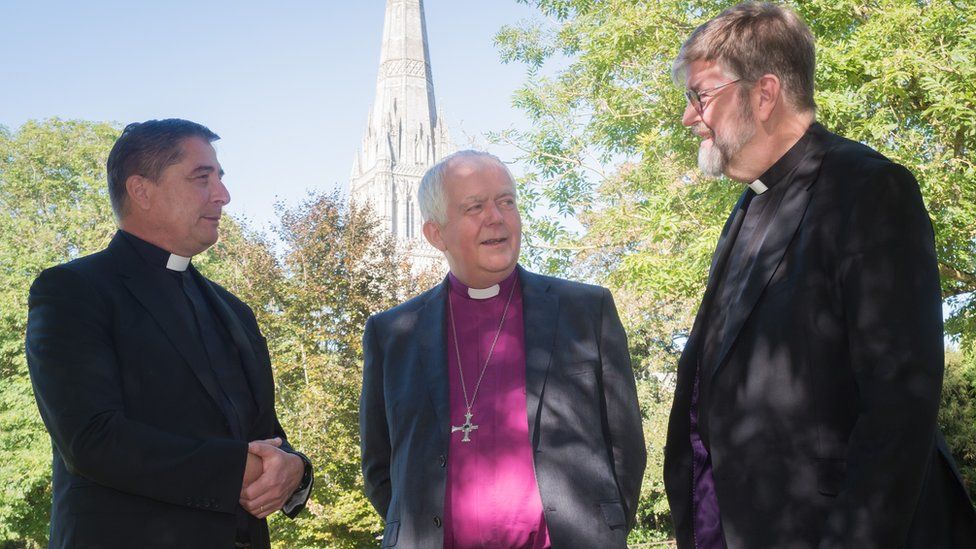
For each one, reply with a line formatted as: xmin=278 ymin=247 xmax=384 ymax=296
xmin=495 ymin=0 xmax=976 ymax=539
xmin=198 ymin=192 xmax=433 ymax=548
xmin=0 ymin=119 xmax=118 ymax=547
xmin=940 ymin=346 xmax=976 ymax=496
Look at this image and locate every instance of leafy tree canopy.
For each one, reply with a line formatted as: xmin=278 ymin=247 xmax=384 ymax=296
xmin=496 ymin=0 xmax=976 ymax=359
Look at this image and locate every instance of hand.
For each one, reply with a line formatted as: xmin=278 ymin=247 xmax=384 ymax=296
xmin=241 ymin=437 xmax=281 ymax=491
xmin=239 ymin=438 xmax=304 ymax=519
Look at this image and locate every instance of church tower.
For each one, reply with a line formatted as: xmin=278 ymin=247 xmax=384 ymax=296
xmin=350 ymin=0 xmax=452 ymax=267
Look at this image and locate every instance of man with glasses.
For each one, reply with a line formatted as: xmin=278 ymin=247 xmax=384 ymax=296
xmin=663 ymin=3 xmax=976 ymax=548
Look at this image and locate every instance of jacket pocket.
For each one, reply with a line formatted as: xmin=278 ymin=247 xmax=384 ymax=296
xmin=599 ymin=500 xmax=626 ymax=529
xmin=381 ymin=520 xmax=399 ymax=547
xmin=561 ymin=360 xmax=599 ymax=377
xmin=817 ymin=458 xmax=847 ymax=496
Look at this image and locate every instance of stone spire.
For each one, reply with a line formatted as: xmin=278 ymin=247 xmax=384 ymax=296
xmin=351 ymin=0 xmax=452 ymax=265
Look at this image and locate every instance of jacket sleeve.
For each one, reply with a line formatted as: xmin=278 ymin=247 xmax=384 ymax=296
xmin=25 ymin=265 xmax=248 ymax=514
xmin=820 ymin=162 xmax=945 ymax=548
xmin=360 ymin=315 xmax=392 ymax=518
xmin=599 ymin=288 xmax=647 ymax=529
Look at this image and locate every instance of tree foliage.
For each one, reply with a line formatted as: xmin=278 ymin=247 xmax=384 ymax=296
xmin=0 ymin=119 xmax=118 ymax=547
xmin=495 ymin=0 xmax=976 ymax=539
xmin=940 ymin=347 xmax=976 ymax=494
xmin=209 ymin=192 xmax=431 ymax=548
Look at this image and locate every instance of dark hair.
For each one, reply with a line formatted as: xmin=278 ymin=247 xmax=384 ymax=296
xmin=106 ymin=119 xmax=219 ymax=219
xmin=673 ymin=2 xmax=816 ymax=113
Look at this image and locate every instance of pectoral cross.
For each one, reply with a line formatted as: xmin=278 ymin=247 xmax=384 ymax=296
xmin=451 ymin=410 xmax=479 ymax=442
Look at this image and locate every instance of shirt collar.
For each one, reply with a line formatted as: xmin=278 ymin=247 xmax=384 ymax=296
xmin=750 ymin=122 xmax=816 ymax=194
xmin=119 ymin=230 xmax=192 ymax=272
xmin=448 ymin=268 xmax=520 ymax=301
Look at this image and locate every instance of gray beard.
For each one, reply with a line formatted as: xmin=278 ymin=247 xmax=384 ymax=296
xmin=697 ymin=108 xmax=756 ymax=178
xmin=698 ymin=142 xmax=725 ymax=177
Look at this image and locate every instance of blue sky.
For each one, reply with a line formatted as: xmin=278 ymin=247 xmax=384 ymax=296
xmin=1 ymin=1 xmax=541 ymax=229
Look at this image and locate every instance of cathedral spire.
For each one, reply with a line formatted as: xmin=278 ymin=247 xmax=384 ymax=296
xmin=375 ymin=0 xmax=437 ymax=137
xmin=351 ymin=0 xmax=452 ymax=259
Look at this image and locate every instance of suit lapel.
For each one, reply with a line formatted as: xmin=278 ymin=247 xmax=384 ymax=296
xmin=519 ymin=266 xmax=559 ymax=447
xmin=708 ymin=128 xmax=831 ymax=380
xmin=195 ymin=268 xmax=273 ymax=420
xmin=708 ymin=192 xmax=751 ymax=287
xmin=111 ymin=235 xmax=228 ymax=416
xmin=419 ymin=279 xmax=450 ymax=444
xmin=678 ymin=192 xmax=749 ymax=376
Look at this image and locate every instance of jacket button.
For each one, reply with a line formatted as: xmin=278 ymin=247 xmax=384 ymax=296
xmin=433 ymin=516 xmax=442 ymax=528
xmin=438 ymin=455 xmax=446 ymax=467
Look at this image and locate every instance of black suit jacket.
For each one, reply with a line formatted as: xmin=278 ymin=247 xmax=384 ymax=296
xmin=26 ymin=232 xmax=305 ymax=549
xmin=360 ymin=266 xmax=646 ymax=548
xmin=664 ymin=123 xmax=976 ymax=548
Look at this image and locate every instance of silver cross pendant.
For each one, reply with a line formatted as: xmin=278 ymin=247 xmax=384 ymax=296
xmin=451 ymin=410 xmax=479 ymax=442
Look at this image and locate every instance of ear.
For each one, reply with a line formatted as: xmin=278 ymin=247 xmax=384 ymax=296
xmin=125 ymin=175 xmax=154 ymax=211
xmin=755 ymin=73 xmax=781 ymax=122
xmin=422 ymin=220 xmax=447 ymax=251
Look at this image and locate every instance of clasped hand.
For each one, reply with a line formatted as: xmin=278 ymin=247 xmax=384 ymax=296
xmin=239 ymin=437 xmax=304 ymax=519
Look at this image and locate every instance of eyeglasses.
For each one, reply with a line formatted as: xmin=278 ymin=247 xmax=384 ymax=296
xmin=685 ymin=78 xmax=742 ymax=113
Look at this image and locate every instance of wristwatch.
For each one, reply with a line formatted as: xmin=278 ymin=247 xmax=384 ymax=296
xmin=294 ymin=452 xmax=313 ymax=493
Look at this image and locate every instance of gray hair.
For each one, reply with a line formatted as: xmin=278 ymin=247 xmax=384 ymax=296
xmin=418 ymin=150 xmax=516 ymax=225
xmin=672 ymin=2 xmax=816 ymax=113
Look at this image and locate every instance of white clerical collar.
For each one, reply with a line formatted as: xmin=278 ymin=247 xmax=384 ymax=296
xmin=467 ymin=284 xmax=500 ymax=299
xmin=748 ymin=179 xmax=769 ymax=195
xmin=166 ymin=254 xmax=191 ymax=272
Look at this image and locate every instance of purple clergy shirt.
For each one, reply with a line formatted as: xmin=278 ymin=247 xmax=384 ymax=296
xmin=443 ymin=269 xmax=551 ymax=549
xmin=691 ymin=372 xmax=724 ymax=548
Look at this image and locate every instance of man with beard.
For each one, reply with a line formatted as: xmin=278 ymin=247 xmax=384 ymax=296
xmin=359 ymin=150 xmax=646 ymax=548
xmin=663 ymin=3 xmax=976 ymax=548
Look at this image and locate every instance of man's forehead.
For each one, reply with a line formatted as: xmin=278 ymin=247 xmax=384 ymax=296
xmin=445 ymin=158 xmax=513 ymax=194
xmin=458 ymin=187 xmax=515 ymax=202
xmin=445 ymin=155 xmax=500 ymax=176
xmin=685 ymin=59 xmax=724 ymax=86
xmin=175 ymin=137 xmax=220 ymax=167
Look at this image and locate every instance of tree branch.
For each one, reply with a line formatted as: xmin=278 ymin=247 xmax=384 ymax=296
xmin=940 ymin=261 xmax=976 ymax=297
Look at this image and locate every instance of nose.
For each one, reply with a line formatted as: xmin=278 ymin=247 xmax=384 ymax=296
xmin=483 ymin=201 xmax=503 ymax=224
xmin=212 ymin=178 xmax=231 ymax=206
xmin=681 ymin=101 xmax=700 ymax=127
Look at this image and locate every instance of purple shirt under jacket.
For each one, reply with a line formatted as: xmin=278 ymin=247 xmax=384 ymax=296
xmin=443 ymin=270 xmax=551 ymax=549
xmin=691 ymin=373 xmax=724 ymax=548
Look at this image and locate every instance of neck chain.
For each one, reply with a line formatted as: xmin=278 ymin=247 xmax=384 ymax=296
xmin=447 ymin=278 xmax=517 ymax=442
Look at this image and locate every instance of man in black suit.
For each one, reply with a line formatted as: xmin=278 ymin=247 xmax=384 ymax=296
xmin=26 ymin=119 xmax=312 ymax=548
xmin=359 ymin=150 xmax=646 ymax=548
xmin=663 ymin=3 xmax=976 ymax=548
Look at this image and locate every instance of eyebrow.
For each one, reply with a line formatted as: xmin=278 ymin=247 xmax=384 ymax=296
xmin=461 ymin=190 xmax=515 ymax=202
xmin=190 ymin=166 xmax=225 ymax=177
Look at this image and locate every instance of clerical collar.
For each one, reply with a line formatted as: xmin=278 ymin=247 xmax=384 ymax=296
xmin=119 ymin=230 xmax=193 ymax=272
xmin=448 ymin=268 xmax=520 ymax=301
xmin=750 ymin=122 xmax=817 ymax=195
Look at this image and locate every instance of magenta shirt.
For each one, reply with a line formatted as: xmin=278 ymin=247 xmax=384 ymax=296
xmin=443 ymin=270 xmax=551 ymax=549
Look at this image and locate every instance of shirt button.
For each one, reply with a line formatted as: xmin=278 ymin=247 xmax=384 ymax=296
xmin=433 ymin=516 xmax=442 ymax=528
xmin=438 ymin=455 xmax=446 ymax=467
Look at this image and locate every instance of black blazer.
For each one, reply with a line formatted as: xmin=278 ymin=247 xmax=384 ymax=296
xmin=360 ymin=266 xmax=646 ymax=548
xmin=26 ymin=232 xmax=302 ymax=549
xmin=664 ymin=124 xmax=976 ymax=548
